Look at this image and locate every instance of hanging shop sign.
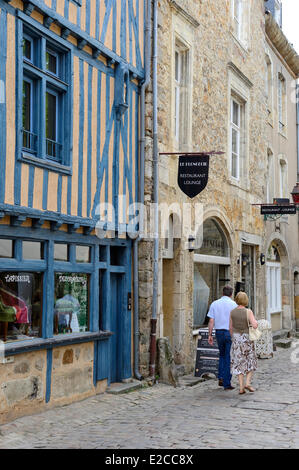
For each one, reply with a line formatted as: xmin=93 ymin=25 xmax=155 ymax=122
xmin=178 ymin=154 xmax=210 ymax=198
xmin=261 ymin=205 xmax=297 ymax=215
xmin=194 ymin=328 xmax=219 ymax=378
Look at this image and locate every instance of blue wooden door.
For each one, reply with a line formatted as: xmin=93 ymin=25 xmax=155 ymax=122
xmin=110 ymin=273 xmax=123 ymax=383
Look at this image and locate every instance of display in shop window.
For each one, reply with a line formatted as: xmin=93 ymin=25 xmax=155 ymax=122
xmin=0 ymin=272 xmax=42 ymax=342
xmin=54 ymin=273 xmax=89 ymax=335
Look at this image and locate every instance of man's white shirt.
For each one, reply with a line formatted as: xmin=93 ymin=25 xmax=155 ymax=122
xmin=207 ymin=296 xmax=238 ymax=330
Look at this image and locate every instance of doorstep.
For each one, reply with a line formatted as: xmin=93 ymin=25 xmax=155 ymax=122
xmin=106 ymin=379 xmax=144 ymax=395
xmin=273 ymin=338 xmax=293 ymax=349
xmin=179 ymin=374 xmax=209 ymax=387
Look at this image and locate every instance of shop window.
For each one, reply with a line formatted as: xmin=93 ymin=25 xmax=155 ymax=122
xmin=195 ymin=219 xmax=229 ymax=257
xmin=0 ymin=239 xmax=14 ymax=258
xmin=54 ymin=273 xmax=89 ymax=335
xmin=193 ymin=264 xmax=229 ymax=328
xmin=54 ymin=243 xmax=69 ymax=261
xmin=193 ymin=264 xmax=210 ymax=327
xmin=23 ymin=241 xmax=44 ymax=260
xmin=0 ymin=272 xmax=42 ymax=341
xmin=76 ymin=245 xmax=90 ymax=263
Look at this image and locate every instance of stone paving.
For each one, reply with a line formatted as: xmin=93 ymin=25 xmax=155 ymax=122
xmin=0 ymin=346 xmax=299 ymax=449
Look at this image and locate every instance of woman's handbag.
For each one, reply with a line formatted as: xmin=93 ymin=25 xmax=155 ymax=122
xmin=246 ymin=309 xmax=262 ymax=341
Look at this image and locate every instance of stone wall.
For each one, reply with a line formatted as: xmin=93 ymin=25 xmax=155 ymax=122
xmin=0 ymin=343 xmax=107 ymax=424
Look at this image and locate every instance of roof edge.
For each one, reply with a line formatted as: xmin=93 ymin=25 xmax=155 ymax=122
xmin=265 ymin=11 xmax=299 ymax=77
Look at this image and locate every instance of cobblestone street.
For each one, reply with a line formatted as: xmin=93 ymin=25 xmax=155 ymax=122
xmin=0 ymin=346 xmax=298 ymax=449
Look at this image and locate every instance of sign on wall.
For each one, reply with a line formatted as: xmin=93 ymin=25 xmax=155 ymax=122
xmin=195 ymin=328 xmax=219 ymax=378
xmin=261 ymin=205 xmax=297 ymax=215
xmin=178 ymin=155 xmax=210 ymax=198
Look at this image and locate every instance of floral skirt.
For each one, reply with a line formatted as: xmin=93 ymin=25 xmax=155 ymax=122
xmin=231 ymin=333 xmax=257 ymax=376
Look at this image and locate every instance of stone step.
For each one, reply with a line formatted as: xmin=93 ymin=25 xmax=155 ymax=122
xmin=179 ymin=374 xmax=209 ymax=387
xmin=106 ymin=380 xmax=144 ymax=395
xmin=272 ymin=329 xmax=291 ymax=341
xmin=273 ymin=338 xmax=292 ymax=349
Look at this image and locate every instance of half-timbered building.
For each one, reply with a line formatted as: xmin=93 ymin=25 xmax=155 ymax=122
xmin=0 ymin=0 xmax=145 ymax=421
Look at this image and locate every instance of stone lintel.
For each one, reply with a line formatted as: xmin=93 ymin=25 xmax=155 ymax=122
xmin=168 ymin=0 xmax=200 ymax=28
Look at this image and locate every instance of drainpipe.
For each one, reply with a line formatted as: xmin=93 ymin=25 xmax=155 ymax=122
xmin=149 ymin=0 xmax=158 ymax=379
xmin=133 ymin=0 xmax=152 ymax=380
xmin=297 ymin=83 xmax=299 ymax=180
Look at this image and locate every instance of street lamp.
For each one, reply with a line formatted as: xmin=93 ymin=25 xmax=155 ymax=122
xmin=291 ymin=183 xmax=299 ymax=205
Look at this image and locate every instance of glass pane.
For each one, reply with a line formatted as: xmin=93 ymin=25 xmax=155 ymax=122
xmin=22 ymin=81 xmax=31 ymax=131
xmin=175 ymin=51 xmax=179 ymax=81
xmin=232 ymin=128 xmax=238 ymax=154
xmin=193 ymin=264 xmax=210 ymax=327
xmin=46 ymin=91 xmax=57 ymax=142
xmin=0 ymin=272 xmax=42 ymax=341
xmin=232 ymin=153 xmax=238 ymax=178
xmin=46 ymin=51 xmax=57 ymax=75
xmin=0 ymin=239 xmax=13 ymax=258
xmin=110 ymin=246 xmax=126 ymax=266
xmin=232 ymin=101 xmax=239 ymax=126
xmin=193 ymin=263 xmax=220 ymax=327
xmin=23 ymin=241 xmax=44 ymax=260
xmin=196 ymin=219 xmax=228 ymax=257
xmin=54 ymin=244 xmax=68 ymax=261
xmin=76 ymin=246 xmax=90 ymax=263
xmin=99 ymin=245 xmax=107 ymax=262
xmin=54 ymin=273 xmax=89 ymax=335
xmin=23 ymin=38 xmax=32 ymax=61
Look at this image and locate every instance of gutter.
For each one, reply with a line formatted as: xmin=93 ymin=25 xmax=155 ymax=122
xmin=149 ymin=0 xmax=158 ymax=379
xmin=133 ymin=0 xmax=152 ymax=380
xmin=297 ymin=83 xmax=299 ymax=181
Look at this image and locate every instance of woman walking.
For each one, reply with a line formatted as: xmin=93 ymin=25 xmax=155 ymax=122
xmin=229 ymin=292 xmax=258 ymax=394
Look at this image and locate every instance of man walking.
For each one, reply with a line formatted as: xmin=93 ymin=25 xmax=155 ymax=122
xmin=207 ymin=285 xmax=237 ymax=390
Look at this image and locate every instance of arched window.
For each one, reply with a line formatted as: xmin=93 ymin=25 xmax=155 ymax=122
xmin=195 ymin=218 xmax=229 ymax=258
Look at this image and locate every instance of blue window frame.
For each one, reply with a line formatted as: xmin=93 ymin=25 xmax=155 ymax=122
xmin=17 ymin=20 xmax=72 ymax=174
xmin=0 ymin=230 xmax=130 ymax=346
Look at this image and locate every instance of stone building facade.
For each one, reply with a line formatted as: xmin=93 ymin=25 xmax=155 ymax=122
xmin=263 ymin=6 xmax=299 ymax=332
xmin=139 ymin=0 xmax=282 ymax=378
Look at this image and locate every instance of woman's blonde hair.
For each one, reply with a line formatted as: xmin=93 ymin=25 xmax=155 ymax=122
xmin=235 ymin=291 xmax=249 ymax=307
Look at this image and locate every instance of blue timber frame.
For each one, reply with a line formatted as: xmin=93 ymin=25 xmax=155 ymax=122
xmin=0 ymin=224 xmax=133 ymax=397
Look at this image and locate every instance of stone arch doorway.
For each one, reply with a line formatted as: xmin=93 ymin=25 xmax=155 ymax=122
xmin=266 ymin=238 xmax=292 ymax=331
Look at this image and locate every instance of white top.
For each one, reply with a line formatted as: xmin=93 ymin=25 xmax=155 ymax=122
xmin=207 ymin=296 xmax=238 ymax=330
